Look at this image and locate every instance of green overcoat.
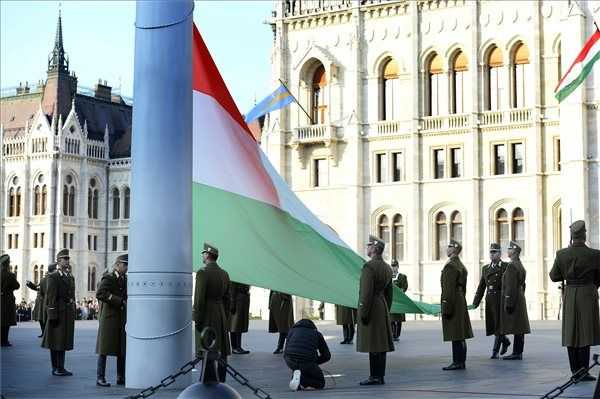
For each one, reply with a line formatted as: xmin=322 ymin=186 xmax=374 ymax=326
xmin=356 ymin=255 xmax=394 ymax=353
xmin=499 ymin=259 xmax=530 ymax=335
xmin=390 ymin=273 xmax=408 ymax=322
xmin=441 ymin=256 xmax=474 ymax=342
xmin=193 ymin=262 xmax=231 ymax=357
xmin=335 ymin=305 xmax=356 ymax=325
xmin=96 ymin=271 xmax=127 ymax=356
xmin=229 ymin=282 xmax=250 ymax=333
xmin=472 ymin=261 xmax=507 ymax=336
xmin=42 ymin=271 xmax=75 ymax=351
xmin=549 ymin=243 xmax=600 ymax=347
xmin=1 ymin=268 xmax=20 ymax=327
xmin=268 ymin=291 xmax=294 ymax=333
xmin=29 ymin=278 xmax=45 ymax=322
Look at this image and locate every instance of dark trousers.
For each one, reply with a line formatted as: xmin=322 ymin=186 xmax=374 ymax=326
xmin=276 ymin=332 xmax=287 ymax=350
xmin=39 ymin=321 xmax=45 ymax=335
xmin=203 ymin=356 xmax=227 ymax=383
xmin=50 ymin=350 xmax=67 ymax=371
xmin=97 ymin=354 xmax=125 ymax=380
xmin=369 ymin=352 xmax=387 ymax=378
xmin=284 ymin=356 xmax=325 ymax=389
xmin=567 ymin=346 xmax=591 ymax=374
xmin=392 ymin=321 xmax=402 ymax=340
xmin=512 ymin=334 xmax=524 ymax=355
xmin=492 ymin=335 xmax=508 ymax=352
xmin=1 ymin=325 xmax=10 ymax=344
xmin=342 ymin=324 xmax=355 ymax=342
xmin=451 ymin=340 xmax=467 ymax=364
xmin=231 ymin=331 xmax=247 ymax=349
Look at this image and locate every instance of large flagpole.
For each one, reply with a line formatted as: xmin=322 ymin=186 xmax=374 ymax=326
xmin=127 ymin=0 xmax=194 ymax=388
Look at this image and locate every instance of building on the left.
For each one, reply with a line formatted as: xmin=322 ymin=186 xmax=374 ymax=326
xmin=1 ymin=12 xmax=133 ymax=302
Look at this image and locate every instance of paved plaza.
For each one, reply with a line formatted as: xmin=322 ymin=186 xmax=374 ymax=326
xmin=1 ymin=320 xmax=598 ymax=399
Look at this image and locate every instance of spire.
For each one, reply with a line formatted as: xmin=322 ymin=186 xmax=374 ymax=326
xmin=48 ymin=9 xmax=69 ymax=73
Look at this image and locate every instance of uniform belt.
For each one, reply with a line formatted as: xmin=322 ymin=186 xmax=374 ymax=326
xmin=487 ymin=285 xmax=498 ymax=291
xmin=487 ymin=289 xmax=500 ymax=294
xmin=566 ymin=279 xmax=592 ymax=286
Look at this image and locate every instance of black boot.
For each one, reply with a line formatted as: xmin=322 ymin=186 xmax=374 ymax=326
xmin=491 ymin=336 xmax=501 ymax=359
xmin=500 ymin=335 xmax=511 ymax=355
xmin=117 ymin=355 xmax=126 ymax=385
xmin=567 ymin=347 xmax=579 ymax=374
xmin=347 ymin=324 xmax=355 ymax=344
xmin=444 ymin=341 xmax=465 ymax=370
xmin=232 ymin=332 xmax=249 ymax=354
xmin=340 ymin=325 xmax=348 ymax=344
xmin=54 ymin=351 xmax=73 ymax=376
xmin=273 ymin=333 xmax=286 ymax=354
xmin=503 ymin=335 xmax=523 ymax=360
xmin=577 ymin=346 xmax=596 ymax=382
xmin=50 ymin=350 xmax=58 ymax=374
xmin=96 ymin=355 xmax=110 ymax=386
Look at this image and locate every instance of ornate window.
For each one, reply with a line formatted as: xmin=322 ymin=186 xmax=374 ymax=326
xmin=88 ymin=178 xmax=99 ymax=219
xmin=88 ymin=265 xmax=97 ymax=291
xmin=512 ymin=207 xmax=525 ymax=255
xmin=33 ymin=186 xmax=41 ymax=215
xmin=33 ymin=265 xmax=39 ymax=285
xmin=378 ymin=215 xmax=390 ymax=261
xmin=512 ymin=43 xmax=530 ymax=108
xmin=435 ymin=212 xmax=447 ymax=260
xmin=392 ymin=214 xmax=404 ymax=262
xmin=450 ymin=211 xmax=462 ymax=244
xmin=124 ymin=187 xmax=131 ymax=219
xmin=40 ymin=265 xmax=44 ymax=280
xmin=63 ymin=174 xmax=76 ymax=216
xmin=451 ymin=51 xmax=468 ymax=114
xmin=486 ymin=46 xmax=504 ymax=110
xmin=381 ymin=58 xmax=399 ymax=121
xmin=311 ymin=64 xmax=327 ymax=124
xmin=495 ymin=208 xmax=510 ymax=253
xmin=427 ymin=53 xmax=443 ymax=116
xmin=112 ymin=188 xmax=121 ymax=220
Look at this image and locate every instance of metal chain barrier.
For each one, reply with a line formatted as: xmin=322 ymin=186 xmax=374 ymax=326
xmin=219 ymin=359 xmax=272 ymax=399
xmin=540 ymin=353 xmax=600 ymax=399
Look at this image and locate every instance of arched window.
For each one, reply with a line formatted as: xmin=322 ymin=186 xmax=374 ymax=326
xmin=311 ymin=64 xmax=327 ymax=124
xmin=8 ymin=187 xmax=15 ymax=217
xmin=451 ymin=51 xmax=468 ymax=114
xmin=88 ymin=265 xmax=97 ymax=291
xmin=427 ymin=53 xmax=443 ymax=116
xmin=512 ymin=43 xmax=530 ymax=108
xmin=378 ymin=215 xmax=390 ymax=260
xmin=69 ymin=186 xmax=75 ymax=216
xmin=63 ymin=175 xmax=76 ymax=216
xmin=112 ymin=188 xmax=120 ymax=220
xmin=34 ymin=185 xmax=41 ymax=215
xmin=486 ymin=46 xmax=504 ymax=110
xmin=496 ymin=208 xmax=509 ymax=253
xmin=88 ymin=178 xmax=99 ymax=219
xmin=16 ymin=187 xmax=21 ymax=217
xmin=381 ymin=58 xmax=399 ymax=121
xmin=40 ymin=265 xmax=44 ymax=280
xmin=33 ymin=265 xmax=39 ymax=285
xmin=450 ymin=211 xmax=462 ymax=244
xmin=435 ymin=212 xmax=447 ymax=260
xmin=63 ymin=185 xmax=69 ymax=215
xmin=392 ymin=214 xmax=404 ymax=262
xmin=124 ymin=187 xmax=131 ymax=219
xmin=41 ymin=185 xmax=47 ymax=215
xmin=512 ymin=207 xmax=525 ymax=255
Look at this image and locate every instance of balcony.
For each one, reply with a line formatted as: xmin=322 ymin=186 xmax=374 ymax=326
xmin=421 ymin=113 xmax=471 ymax=133
xmin=480 ymin=108 xmax=533 ymax=128
xmin=372 ymin=120 xmax=411 ymax=137
xmin=292 ymin=124 xmax=340 ymax=168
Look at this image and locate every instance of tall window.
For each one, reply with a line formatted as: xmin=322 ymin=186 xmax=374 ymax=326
xmin=512 ymin=208 xmax=525 ymax=255
xmin=112 ymin=236 xmax=118 ymax=251
xmin=63 ymin=174 xmax=76 ymax=216
xmin=496 ymin=208 xmax=509 ymax=253
xmin=42 ymin=185 xmax=47 ymax=215
xmin=8 ymin=187 xmax=15 ymax=217
xmin=313 ymin=158 xmax=327 ymax=187
xmin=40 ymin=265 xmax=44 ymax=280
xmin=493 ymin=144 xmax=506 ymax=175
xmin=124 ymin=187 xmax=130 ymax=219
xmin=112 ymin=188 xmax=120 ymax=220
xmin=378 ymin=215 xmax=390 ymax=261
xmin=33 ymin=185 xmax=41 ymax=215
xmin=123 ymin=235 xmax=129 ymax=251
xmin=33 ymin=265 xmax=39 ymax=285
xmin=392 ymin=152 xmax=403 ymax=182
xmin=450 ymin=147 xmax=462 ymax=178
xmin=16 ymin=187 xmax=21 ymax=217
xmin=376 ymin=153 xmax=387 ymax=183
xmin=450 ymin=211 xmax=462 ymax=243
xmin=427 ymin=53 xmax=443 ymax=116
xmin=554 ymin=138 xmax=561 ymax=172
xmin=435 ymin=212 xmax=447 ymax=260
xmin=88 ymin=265 xmax=97 ymax=291
xmin=88 ymin=178 xmax=99 ymax=219
xmin=511 ymin=142 xmax=524 ymax=174
xmin=451 ymin=51 xmax=468 ymax=114
xmin=512 ymin=43 xmax=530 ymax=108
xmin=392 ymin=214 xmax=404 ymax=262
xmin=487 ymin=46 xmax=504 ymax=110
xmin=381 ymin=58 xmax=399 ymax=120
xmin=33 ymin=233 xmax=38 ymax=248
xmin=311 ymin=64 xmax=327 ymax=124
xmin=433 ymin=149 xmax=445 ymax=179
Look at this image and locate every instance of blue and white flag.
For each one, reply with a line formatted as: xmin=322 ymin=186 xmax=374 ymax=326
xmin=245 ymin=84 xmax=295 ymax=123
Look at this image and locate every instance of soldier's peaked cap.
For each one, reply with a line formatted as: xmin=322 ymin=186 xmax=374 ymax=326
xmin=448 ymin=240 xmax=462 ymax=250
xmin=202 ymin=243 xmax=219 ymax=256
xmin=569 ymin=220 xmax=586 ymax=238
xmin=508 ymin=241 xmax=521 ymax=251
xmin=56 ymin=248 xmax=70 ymax=260
xmin=367 ymin=235 xmax=385 ymax=249
xmin=489 ymin=243 xmax=501 ymax=251
xmin=0 ymin=254 xmax=9 ymax=267
xmin=116 ymin=254 xmax=128 ymax=264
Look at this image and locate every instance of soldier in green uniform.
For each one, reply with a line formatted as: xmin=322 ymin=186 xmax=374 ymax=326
xmin=42 ymin=249 xmax=76 ymax=376
xmin=1 ymin=254 xmax=20 ymax=347
xmin=269 ymin=290 xmax=294 ymax=354
xmin=335 ymin=304 xmax=356 ymax=344
xmin=193 ymin=243 xmax=231 ymax=383
xmin=26 ymin=263 xmax=56 ymax=338
xmin=390 ymin=259 xmax=408 ymax=342
xmin=499 ymin=241 xmax=530 ymax=360
xmin=95 ymin=254 xmax=128 ymax=387
xmin=229 ymin=282 xmax=251 ymax=354
xmin=441 ymin=240 xmax=473 ymax=370
xmin=549 ymin=220 xmax=600 ymax=381
xmin=472 ymin=243 xmax=511 ymax=359
xmin=357 ymin=235 xmax=394 ymax=385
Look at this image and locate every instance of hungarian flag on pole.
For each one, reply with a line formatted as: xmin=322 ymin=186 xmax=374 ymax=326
xmin=191 ymin=25 xmax=439 ymax=315
xmin=554 ymin=28 xmax=600 ymax=102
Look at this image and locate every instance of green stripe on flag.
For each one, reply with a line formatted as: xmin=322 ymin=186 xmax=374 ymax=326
xmin=556 ymin=51 xmax=600 ymax=102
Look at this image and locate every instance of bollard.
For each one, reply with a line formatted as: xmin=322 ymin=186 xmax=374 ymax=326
xmin=177 ymin=328 xmax=241 ymax=399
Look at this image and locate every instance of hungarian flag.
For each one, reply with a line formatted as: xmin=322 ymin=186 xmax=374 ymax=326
xmin=191 ymin=25 xmax=438 ymax=315
xmin=554 ymin=28 xmax=600 ymax=102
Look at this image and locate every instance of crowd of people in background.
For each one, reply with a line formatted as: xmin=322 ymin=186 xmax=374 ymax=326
xmin=12 ymin=298 xmax=98 ymax=322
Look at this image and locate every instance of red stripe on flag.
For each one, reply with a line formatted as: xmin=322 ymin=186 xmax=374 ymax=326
xmin=192 ymin=25 xmax=255 ymax=140
xmin=555 ymin=29 xmax=600 ymax=92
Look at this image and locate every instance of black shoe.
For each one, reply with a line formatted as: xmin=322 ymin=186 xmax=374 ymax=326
xmin=96 ymin=378 xmax=110 ymax=387
xmin=393 ymin=337 xmax=399 ymax=342
xmin=37 ymin=334 xmax=43 ymax=338
xmin=578 ymin=373 xmax=596 ymax=382
xmin=339 ymin=339 xmax=348 ymax=344
xmin=490 ymin=351 xmax=499 ymax=359
xmin=502 ymin=353 xmax=522 ymax=360
xmin=1 ymin=342 xmax=12 ymax=347
xmin=273 ymin=348 xmax=283 ymax=354
xmin=500 ymin=339 xmax=511 ymax=355
xmin=232 ymin=348 xmax=250 ymax=355
xmin=443 ymin=363 xmax=465 ymax=370
xmin=359 ymin=377 xmax=384 ymax=385
xmin=116 ymin=378 xmax=125 ymax=386
xmin=54 ymin=369 xmax=73 ymax=376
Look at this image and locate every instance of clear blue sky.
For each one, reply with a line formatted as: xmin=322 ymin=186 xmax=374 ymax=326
xmin=0 ymin=1 xmax=273 ymax=112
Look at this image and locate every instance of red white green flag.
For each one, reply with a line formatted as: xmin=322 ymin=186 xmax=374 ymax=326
xmin=190 ymin=25 xmax=439 ymax=315
xmin=554 ymin=28 xmax=600 ymax=102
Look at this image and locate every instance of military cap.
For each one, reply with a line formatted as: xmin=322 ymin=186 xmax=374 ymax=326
xmin=569 ymin=220 xmax=586 ymax=239
xmin=489 ymin=243 xmax=501 ymax=252
xmin=508 ymin=241 xmax=521 ymax=251
xmin=448 ymin=240 xmax=462 ymax=250
xmin=116 ymin=254 xmax=128 ymax=264
xmin=0 ymin=254 xmax=9 ymax=268
xmin=367 ymin=235 xmax=385 ymax=250
xmin=56 ymin=248 xmax=70 ymax=260
xmin=201 ymin=243 xmax=219 ymax=256
xmin=48 ymin=262 xmax=57 ymax=273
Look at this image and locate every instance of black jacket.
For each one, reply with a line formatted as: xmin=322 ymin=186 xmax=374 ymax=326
xmin=284 ymin=319 xmax=331 ymax=365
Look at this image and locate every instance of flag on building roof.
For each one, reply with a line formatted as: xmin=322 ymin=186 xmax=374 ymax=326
xmin=554 ymin=28 xmax=600 ymax=103
xmin=244 ymin=83 xmax=295 ymax=123
xmin=191 ymin=24 xmax=439 ymax=315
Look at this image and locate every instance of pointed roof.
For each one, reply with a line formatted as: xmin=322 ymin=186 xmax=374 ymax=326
xmin=48 ymin=9 xmax=69 ymax=73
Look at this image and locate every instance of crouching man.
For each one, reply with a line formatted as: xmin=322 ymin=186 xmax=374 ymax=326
xmin=284 ymin=319 xmax=331 ymax=391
